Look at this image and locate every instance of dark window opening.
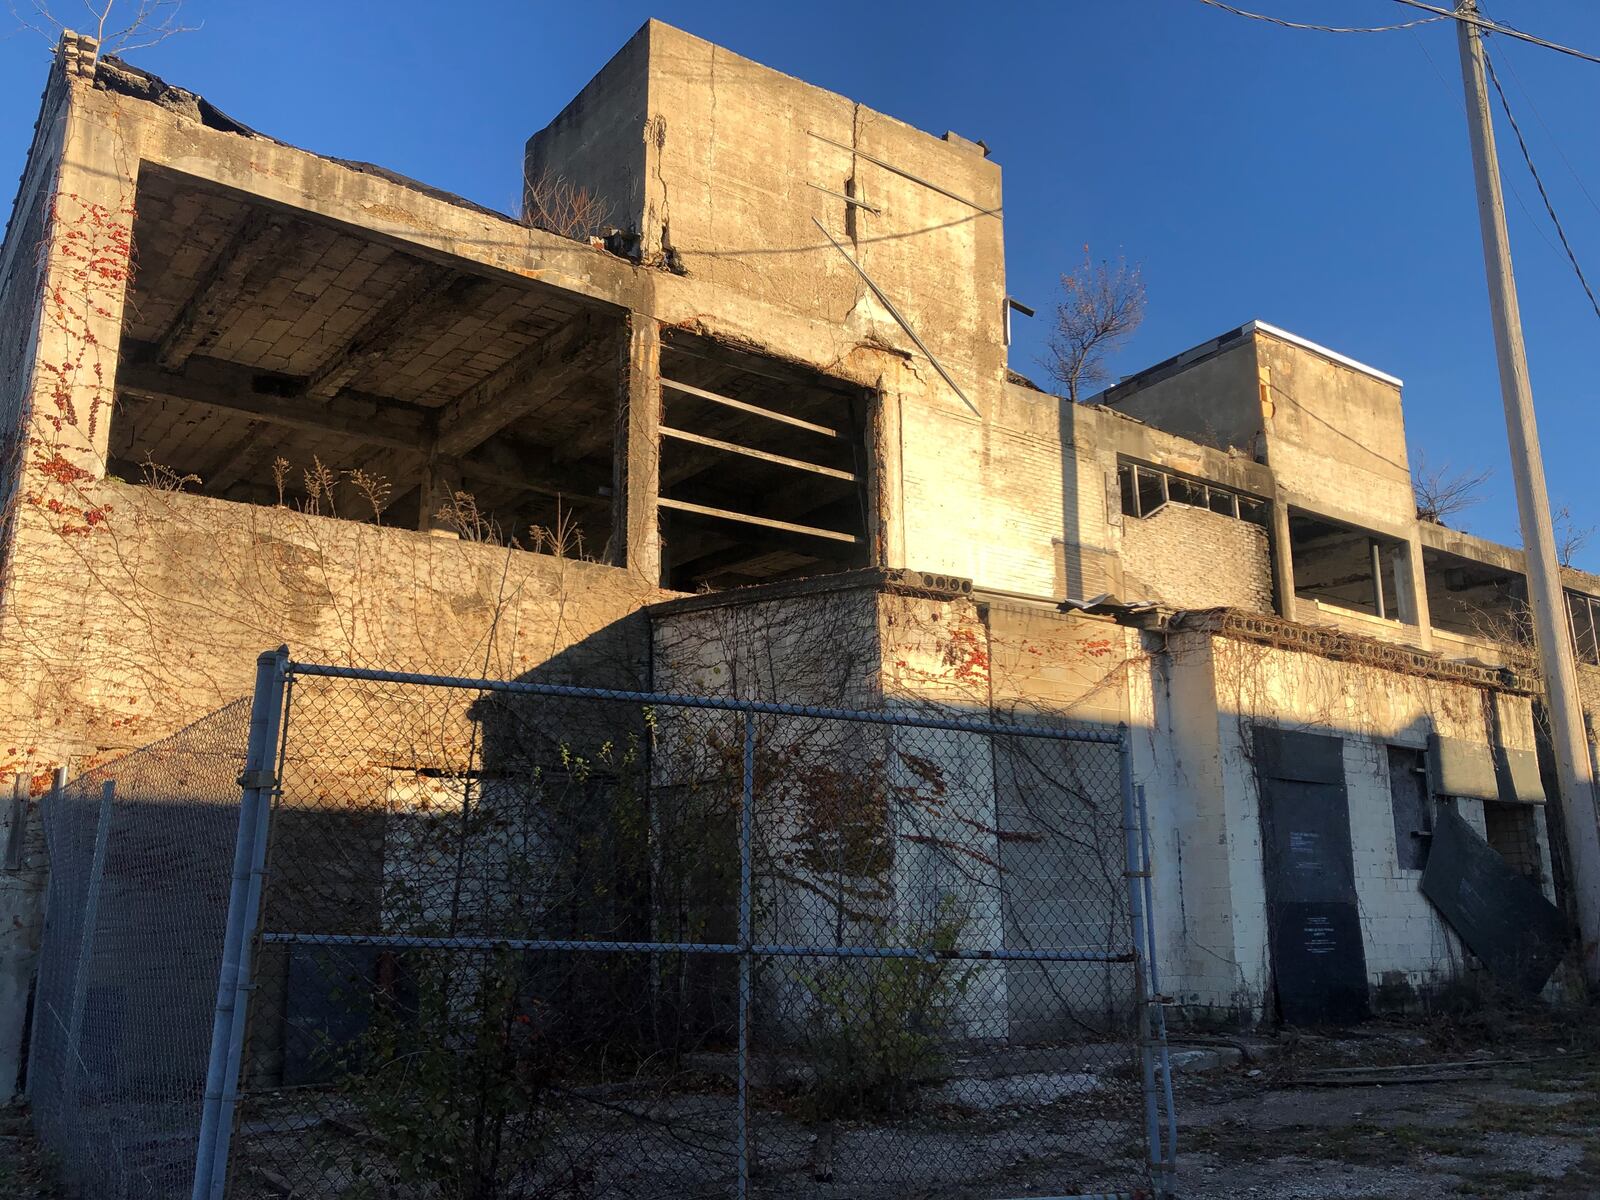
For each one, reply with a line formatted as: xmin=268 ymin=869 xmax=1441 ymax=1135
xmin=1568 ymin=591 xmax=1600 ymax=667
xmin=1483 ymin=801 xmax=1543 ymax=886
xmin=1116 ymin=460 xmax=1264 ymax=524
xmin=1290 ymin=511 xmax=1407 ymax=621
xmin=1423 ymin=547 xmax=1529 ymax=643
xmin=658 ymin=333 xmax=872 ymax=591
xmin=109 ymin=166 xmax=620 ymax=555
xmin=1386 ymin=745 xmax=1431 ymax=871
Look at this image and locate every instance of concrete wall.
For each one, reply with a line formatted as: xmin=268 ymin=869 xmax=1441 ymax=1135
xmin=1101 ymin=337 xmax=1264 ymax=457
xmin=1122 ymin=503 xmax=1272 ymax=613
xmin=1139 ymin=627 xmax=1550 ymax=1018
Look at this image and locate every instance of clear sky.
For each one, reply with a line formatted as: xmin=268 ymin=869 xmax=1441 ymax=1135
xmin=3 ymin=1 xmax=1598 ymax=570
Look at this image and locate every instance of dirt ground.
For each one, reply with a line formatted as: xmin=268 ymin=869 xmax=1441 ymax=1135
xmin=1177 ymin=1005 xmax=1600 ymax=1199
xmin=9 ymin=1006 xmax=1599 ymax=1199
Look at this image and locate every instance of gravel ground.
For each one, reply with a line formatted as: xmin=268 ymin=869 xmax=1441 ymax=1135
xmin=9 ymin=1008 xmax=1598 ymax=1199
xmin=1176 ymin=1010 xmax=1600 ymax=1199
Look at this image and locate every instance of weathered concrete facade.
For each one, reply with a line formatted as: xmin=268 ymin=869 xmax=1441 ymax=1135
xmin=1 ymin=22 xmax=1596 ymax=1091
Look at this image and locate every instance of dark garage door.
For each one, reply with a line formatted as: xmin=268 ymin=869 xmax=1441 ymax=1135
xmin=1254 ymin=727 xmax=1371 ymax=1025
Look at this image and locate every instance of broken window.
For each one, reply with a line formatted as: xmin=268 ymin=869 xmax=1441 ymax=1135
xmin=1483 ymin=801 xmax=1543 ymax=886
xmin=657 ymin=333 xmax=872 ymax=590
xmin=1289 ymin=512 xmax=1407 ymax=621
xmin=1568 ymin=591 xmax=1600 ymax=667
xmin=1386 ymin=745 xmax=1431 ymax=871
xmin=1424 ymin=548 xmax=1530 ymax=643
xmin=1116 ymin=460 xmax=1263 ymax=524
xmin=109 ymin=167 xmax=621 ymax=552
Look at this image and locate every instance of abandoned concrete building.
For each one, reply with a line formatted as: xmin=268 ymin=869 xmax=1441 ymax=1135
xmin=3 ymin=19 xmax=1599 ymax=1111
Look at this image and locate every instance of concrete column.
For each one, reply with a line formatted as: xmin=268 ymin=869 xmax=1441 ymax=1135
xmin=872 ymin=384 xmax=905 ymax=569
xmin=1402 ymin=537 xmax=1432 ymax=649
xmin=31 ymin=57 xmax=136 ymax=478
xmin=1268 ymin=500 xmax=1296 ymax=619
xmin=614 ymin=315 xmax=661 ymax=582
xmin=417 ymin=451 xmax=462 ymax=537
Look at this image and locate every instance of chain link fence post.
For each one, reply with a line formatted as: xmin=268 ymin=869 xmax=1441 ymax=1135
xmin=193 ymin=646 xmax=289 ymax=1200
xmin=62 ymin=779 xmax=114 ymax=1094
xmin=1119 ymin=726 xmax=1166 ymax=1191
xmin=22 ymin=766 xmax=65 ymax=1104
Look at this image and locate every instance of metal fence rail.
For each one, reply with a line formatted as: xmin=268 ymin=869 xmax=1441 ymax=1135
xmin=28 ymin=700 xmax=252 ymax=1200
xmin=210 ymin=652 xmax=1174 ymax=1200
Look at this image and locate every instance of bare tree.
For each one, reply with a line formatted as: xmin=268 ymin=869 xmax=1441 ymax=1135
xmin=521 ymin=171 xmax=611 ymax=242
xmin=1043 ymin=246 xmax=1146 ymax=403
xmin=1555 ymin=504 xmax=1595 ymax=569
xmin=7 ymin=0 xmax=196 ymax=58
xmin=1413 ymin=454 xmax=1491 ymax=525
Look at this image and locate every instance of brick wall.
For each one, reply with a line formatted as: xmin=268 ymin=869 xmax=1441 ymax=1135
xmin=1121 ymin=502 xmax=1272 ymax=613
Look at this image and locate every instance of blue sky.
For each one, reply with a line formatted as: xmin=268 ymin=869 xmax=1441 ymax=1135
xmin=3 ymin=1 xmax=1599 ymax=569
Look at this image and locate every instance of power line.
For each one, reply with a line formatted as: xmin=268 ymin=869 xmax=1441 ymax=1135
xmin=1482 ymin=47 xmax=1600 ymax=323
xmin=1388 ymin=0 xmax=1600 ymax=66
xmin=1496 ymin=45 xmax=1600 ymax=224
xmin=1407 ymin=23 xmax=1567 ymax=264
xmin=1192 ymin=0 xmax=1446 ymax=34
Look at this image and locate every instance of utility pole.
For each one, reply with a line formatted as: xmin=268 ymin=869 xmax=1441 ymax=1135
xmin=1454 ymin=0 xmax=1600 ymax=986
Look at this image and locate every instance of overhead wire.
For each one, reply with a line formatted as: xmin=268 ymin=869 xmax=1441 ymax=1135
xmin=1407 ymin=21 xmax=1565 ymax=263
xmin=1191 ymin=0 xmax=1446 ymax=34
xmin=1387 ymin=0 xmax=1600 ymax=66
xmin=1481 ymin=46 xmax=1600 ymax=323
xmin=1496 ymin=47 xmax=1600 ymax=223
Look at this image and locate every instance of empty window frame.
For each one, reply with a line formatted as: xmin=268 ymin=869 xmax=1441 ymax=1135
xmin=1116 ymin=460 xmax=1264 ymax=523
xmin=1289 ymin=511 xmax=1407 ymax=621
xmin=1568 ymin=591 xmax=1600 ymax=667
xmin=1386 ymin=745 xmax=1432 ymax=871
xmin=1483 ymin=801 xmax=1544 ymax=886
xmin=657 ymin=334 xmax=872 ymax=591
xmin=109 ymin=168 xmax=620 ymax=551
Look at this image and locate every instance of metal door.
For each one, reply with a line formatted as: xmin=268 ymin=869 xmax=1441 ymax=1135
xmin=1254 ymin=727 xmax=1371 ymax=1025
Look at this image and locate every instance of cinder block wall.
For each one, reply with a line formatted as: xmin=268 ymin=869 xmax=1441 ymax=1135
xmin=1121 ymin=503 xmax=1272 ymax=613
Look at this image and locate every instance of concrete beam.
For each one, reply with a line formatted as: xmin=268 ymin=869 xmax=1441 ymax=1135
xmin=116 ymin=348 xmax=431 ymax=450
xmin=305 ymin=268 xmax=491 ymax=400
xmin=157 ymin=209 xmax=293 ymax=369
xmin=433 ymin=311 xmax=613 ymax=457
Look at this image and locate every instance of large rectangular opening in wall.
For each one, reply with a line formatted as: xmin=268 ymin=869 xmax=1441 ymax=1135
xmin=108 ymin=167 xmax=624 ymax=552
xmin=1289 ymin=511 xmax=1408 ymax=621
xmin=657 ymin=332 xmax=872 ymax=591
xmin=1423 ymin=547 xmax=1529 ymax=643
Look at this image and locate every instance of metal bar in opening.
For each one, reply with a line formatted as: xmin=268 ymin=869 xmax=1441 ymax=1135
xmin=806 ymin=129 xmax=999 ymax=216
xmin=659 ymin=496 xmax=861 ymax=544
xmin=257 ymin=930 xmax=1135 ymax=962
xmin=661 ymin=377 xmax=844 ymax=439
xmin=1371 ymin=539 xmax=1388 ymax=619
xmin=284 ymin=661 xmax=1124 ymax=742
xmin=660 ymin=426 xmax=857 ymax=482
xmin=805 ymin=180 xmax=881 ymax=214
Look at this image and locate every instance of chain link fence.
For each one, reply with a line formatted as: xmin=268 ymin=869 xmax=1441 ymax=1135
xmin=28 ymin=700 xmax=253 ymax=1200
xmin=217 ymin=656 xmax=1173 ymax=1200
xmin=27 ymin=651 xmax=1176 ymax=1199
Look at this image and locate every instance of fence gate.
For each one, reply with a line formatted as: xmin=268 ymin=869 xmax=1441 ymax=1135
xmin=28 ymin=647 xmax=1176 ymax=1200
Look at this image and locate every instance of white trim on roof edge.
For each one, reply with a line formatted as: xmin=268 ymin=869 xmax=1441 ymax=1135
xmin=1245 ymin=321 xmax=1403 ymax=388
